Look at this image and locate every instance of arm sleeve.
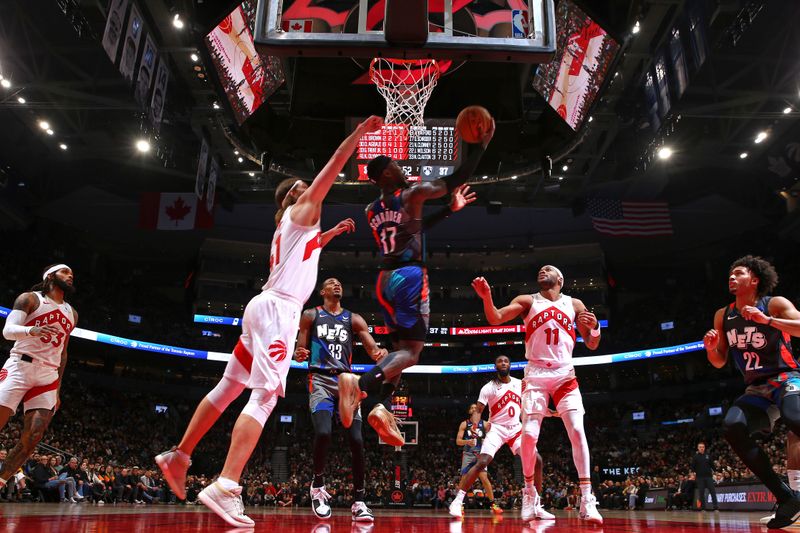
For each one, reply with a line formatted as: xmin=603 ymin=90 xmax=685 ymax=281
xmin=441 ymin=145 xmax=485 ymax=192
xmin=422 ymin=205 xmax=454 ymax=229
xmin=2 ymin=309 xmax=31 ymax=341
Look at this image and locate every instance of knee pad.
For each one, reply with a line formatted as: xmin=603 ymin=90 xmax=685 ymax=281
xmin=241 ymin=389 xmax=277 ymax=428
xmin=206 ymin=376 xmax=246 ymax=411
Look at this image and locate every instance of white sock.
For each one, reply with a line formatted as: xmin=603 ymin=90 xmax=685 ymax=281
xmin=524 ymin=479 xmax=535 ymax=492
xmin=579 ymin=482 xmax=592 ymax=498
xmin=453 ymin=489 xmax=466 ymax=503
xmin=789 ymin=469 xmax=800 ymax=491
xmin=175 ymin=448 xmax=191 ymax=461
xmin=217 ymin=476 xmax=239 ymax=490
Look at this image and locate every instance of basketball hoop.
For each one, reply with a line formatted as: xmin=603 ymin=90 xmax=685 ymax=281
xmin=370 ymin=58 xmax=440 ymax=127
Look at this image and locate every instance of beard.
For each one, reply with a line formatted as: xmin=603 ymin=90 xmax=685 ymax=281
xmin=496 ymin=367 xmax=510 ymax=378
xmin=53 ymin=277 xmax=76 ymax=296
xmin=538 ymin=278 xmax=557 ymax=290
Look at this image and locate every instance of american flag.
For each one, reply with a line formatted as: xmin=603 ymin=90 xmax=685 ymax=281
xmin=587 ymin=199 xmax=673 ymax=237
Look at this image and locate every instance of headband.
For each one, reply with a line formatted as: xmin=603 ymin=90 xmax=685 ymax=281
xmin=43 ymin=264 xmax=71 ymax=280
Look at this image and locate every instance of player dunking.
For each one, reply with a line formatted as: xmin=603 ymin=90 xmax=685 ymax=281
xmin=0 ymin=265 xmax=78 ymax=491
xmin=157 ymin=116 xmax=383 ymax=527
xmin=293 ymin=277 xmax=387 ymax=522
xmin=155 ymin=215 xmax=358 ymax=500
xmin=704 ymin=255 xmax=800 ymax=529
xmin=472 ymin=265 xmax=603 ymax=524
xmin=338 ymin=120 xmax=494 ymax=445
xmin=449 ymin=355 xmax=553 ymax=520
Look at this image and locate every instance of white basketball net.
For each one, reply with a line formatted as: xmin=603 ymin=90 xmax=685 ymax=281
xmin=370 ymin=58 xmax=440 ymax=127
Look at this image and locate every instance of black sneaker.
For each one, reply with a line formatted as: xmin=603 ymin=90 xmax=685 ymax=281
xmin=767 ymin=494 xmax=800 ymax=529
xmin=311 ymin=486 xmax=332 ymax=519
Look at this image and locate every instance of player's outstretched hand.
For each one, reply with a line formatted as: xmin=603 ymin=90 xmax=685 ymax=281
xmin=333 ymin=218 xmax=356 ymax=236
xmin=294 ymin=347 xmax=310 ymax=363
xmin=479 ymin=118 xmax=495 ymax=148
xmin=372 ymin=348 xmax=389 ymax=362
xmin=576 ymin=310 xmax=598 ymax=330
xmin=30 ymin=324 xmax=60 ymax=337
xmin=359 ymin=115 xmax=384 ymax=134
xmin=703 ymin=329 xmax=719 ymax=351
xmin=471 ymin=277 xmax=491 ymax=299
xmin=741 ymin=305 xmax=769 ymax=324
xmin=450 ymin=185 xmax=477 ymax=212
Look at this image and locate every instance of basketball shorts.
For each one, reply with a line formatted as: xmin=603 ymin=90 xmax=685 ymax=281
xmin=308 ymin=373 xmax=361 ymax=422
xmin=234 ymin=290 xmax=302 ymax=396
xmin=735 ymin=371 xmax=800 ymax=433
xmin=460 ymin=450 xmax=480 ymax=475
xmin=522 ymin=364 xmax=585 ymax=417
xmin=375 ymin=265 xmax=430 ymax=341
xmin=480 ymin=423 xmax=522 ymax=458
xmin=0 ymin=357 xmax=59 ymax=413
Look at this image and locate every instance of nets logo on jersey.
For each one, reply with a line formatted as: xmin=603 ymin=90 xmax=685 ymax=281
xmin=268 ymin=340 xmax=288 ymax=362
xmin=316 ymin=323 xmax=349 ymax=343
xmin=727 ymin=327 xmax=767 ymax=350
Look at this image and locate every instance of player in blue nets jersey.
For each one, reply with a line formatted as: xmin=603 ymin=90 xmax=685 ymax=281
xmin=294 ymin=278 xmax=387 ymax=522
xmin=338 ymin=118 xmax=494 ymax=446
xmin=704 ymin=255 xmax=800 ymax=529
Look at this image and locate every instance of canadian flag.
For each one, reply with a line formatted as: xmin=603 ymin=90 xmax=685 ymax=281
xmin=139 ymin=192 xmax=214 ymax=231
xmin=281 ymin=19 xmax=313 ymax=32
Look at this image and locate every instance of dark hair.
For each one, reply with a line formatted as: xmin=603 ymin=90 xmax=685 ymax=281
xmin=495 ymin=354 xmax=509 ymax=363
xmin=367 ymin=155 xmax=392 ymax=182
xmin=730 ymin=255 xmax=779 ymax=297
xmin=274 ymin=178 xmax=303 ymax=224
xmin=29 ymin=263 xmax=61 ymax=293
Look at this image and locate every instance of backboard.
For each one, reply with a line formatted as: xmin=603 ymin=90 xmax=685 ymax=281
xmin=378 ymin=420 xmax=419 ymax=446
xmin=254 ymin=0 xmax=556 ymax=62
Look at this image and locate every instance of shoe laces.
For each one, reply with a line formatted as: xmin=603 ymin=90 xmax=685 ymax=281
xmin=312 ymin=486 xmax=332 ymax=502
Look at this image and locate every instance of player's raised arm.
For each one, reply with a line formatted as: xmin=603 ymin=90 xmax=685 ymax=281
xmin=573 ymin=298 xmax=600 ymax=351
xmin=351 ymin=313 xmax=387 ymax=362
xmin=472 ymin=277 xmax=529 ymax=325
xmin=406 ymin=120 xmax=494 ymax=206
xmin=704 ymin=308 xmax=729 ymax=368
xmin=292 ymin=116 xmax=384 ymax=226
xmin=320 ymin=218 xmax=356 ymax=248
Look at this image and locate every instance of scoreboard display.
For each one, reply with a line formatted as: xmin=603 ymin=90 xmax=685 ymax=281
xmin=350 ymin=119 xmax=463 ymax=182
xmin=391 ymin=394 xmax=412 ymax=420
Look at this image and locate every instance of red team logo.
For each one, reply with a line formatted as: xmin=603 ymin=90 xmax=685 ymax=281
xmin=0 ymin=368 xmax=7 ymax=382
xmin=268 ymin=340 xmax=288 ymax=362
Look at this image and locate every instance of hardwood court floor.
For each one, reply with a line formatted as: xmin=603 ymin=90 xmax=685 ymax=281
xmin=0 ymin=504 xmax=790 ymax=532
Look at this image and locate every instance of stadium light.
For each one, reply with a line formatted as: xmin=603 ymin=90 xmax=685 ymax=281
xmin=59 ymin=143 xmax=68 ymax=150
xmin=739 ymin=152 xmax=748 ymax=159
xmin=0 ymin=79 xmax=11 ymax=89
xmin=17 ymin=96 xmax=25 ymax=104
xmin=783 ymin=107 xmax=792 ymax=114
xmin=190 ymin=53 xmax=199 ymax=62
xmin=632 ymin=21 xmax=640 ymax=34
xmin=136 ymin=139 xmax=151 ymax=153
xmin=38 ymin=120 xmax=50 ymax=130
xmin=657 ymin=147 xmax=673 ymax=160
xmin=172 ymin=14 xmax=184 ymax=29
xmin=562 ymin=165 xmax=568 ymax=171
xmin=754 ymin=131 xmax=768 ymax=144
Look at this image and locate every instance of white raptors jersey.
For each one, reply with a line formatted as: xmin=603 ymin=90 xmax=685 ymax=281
xmin=478 ymin=377 xmax=522 ymax=426
xmin=263 ymin=205 xmax=322 ymax=304
xmin=523 ymin=292 xmax=576 ymax=369
xmin=9 ymin=292 xmax=75 ymax=367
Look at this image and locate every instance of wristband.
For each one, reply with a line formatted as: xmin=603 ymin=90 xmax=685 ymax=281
xmin=590 ymin=327 xmax=601 ymax=338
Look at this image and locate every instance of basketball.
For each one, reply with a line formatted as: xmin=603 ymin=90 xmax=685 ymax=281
xmin=456 ymin=106 xmax=493 ymax=143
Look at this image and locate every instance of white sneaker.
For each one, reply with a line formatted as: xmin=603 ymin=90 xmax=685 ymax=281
xmin=533 ymin=494 xmax=555 ymax=520
xmin=198 ymin=481 xmax=255 ymax=527
xmin=579 ymin=494 xmax=603 ymax=525
xmin=448 ymin=498 xmax=464 ymax=518
xmin=97 ymin=500 xmax=105 ymax=505
xmin=311 ymin=485 xmax=333 ymax=519
xmin=351 ymin=501 xmax=374 ymax=522
xmin=521 ymin=488 xmax=536 ymax=521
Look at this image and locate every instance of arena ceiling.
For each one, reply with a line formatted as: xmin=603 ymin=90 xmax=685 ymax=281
xmin=0 ymin=0 xmax=798 ymax=253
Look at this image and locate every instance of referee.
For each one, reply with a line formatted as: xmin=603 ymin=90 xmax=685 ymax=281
xmin=691 ymin=442 xmax=719 ymax=511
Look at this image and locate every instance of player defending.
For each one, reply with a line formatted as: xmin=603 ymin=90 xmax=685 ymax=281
xmin=0 ymin=265 xmax=78 ymax=491
xmin=472 ymin=266 xmax=603 ymax=524
xmin=338 ymin=118 xmax=494 ymax=446
xmin=449 ymin=355 xmax=553 ymax=520
xmin=155 ymin=216 xmax=358 ymax=500
xmin=293 ymin=277 xmax=387 ymax=522
xmin=704 ymin=255 xmax=800 ymax=529
xmin=157 ymin=116 xmax=384 ymax=527
xmin=454 ymin=404 xmax=494 ymax=512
